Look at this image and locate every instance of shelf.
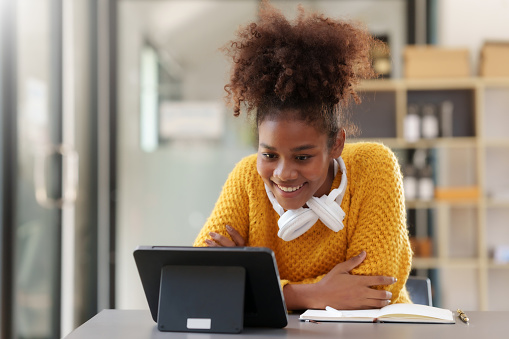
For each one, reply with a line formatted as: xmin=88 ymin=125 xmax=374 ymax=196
xmin=404 ymin=77 xmax=478 ymax=90
xmin=405 ymin=200 xmax=435 ymax=209
xmin=357 ymin=78 xmax=481 ymax=91
xmin=483 ymin=139 xmax=509 ymax=147
xmin=412 ymin=258 xmax=479 ymax=269
xmin=480 ymin=77 xmax=509 ymax=87
xmin=405 ymin=199 xmax=479 ymax=209
xmin=486 ymin=198 xmax=509 ymax=207
xmin=349 ymin=138 xmax=399 ymax=145
xmin=350 ymin=137 xmax=477 ymax=149
xmin=356 ymin=79 xmax=400 ymax=91
xmin=353 ymin=77 xmax=509 ymax=311
xmin=358 ymin=77 xmax=509 ymax=91
xmin=488 ymin=261 xmax=509 ymax=269
xmin=397 ymin=138 xmax=477 ymax=148
xmin=412 ymin=258 xmax=440 ymax=269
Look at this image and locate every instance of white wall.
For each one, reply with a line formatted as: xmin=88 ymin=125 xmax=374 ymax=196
xmin=437 ymin=0 xmax=509 ymax=75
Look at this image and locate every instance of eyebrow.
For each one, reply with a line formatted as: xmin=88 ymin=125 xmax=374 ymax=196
xmin=259 ymin=143 xmax=317 ymax=152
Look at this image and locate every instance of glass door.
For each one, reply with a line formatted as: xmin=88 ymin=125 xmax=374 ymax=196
xmin=2 ymin=0 xmax=115 ymax=336
xmin=14 ymin=0 xmax=63 ymax=337
xmin=1 ymin=0 xmax=78 ymax=337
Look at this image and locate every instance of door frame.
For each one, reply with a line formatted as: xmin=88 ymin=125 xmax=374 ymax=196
xmin=1 ymin=0 xmax=18 ymax=337
xmin=96 ymin=0 xmax=118 ymax=312
xmin=1 ymin=0 xmax=65 ymax=337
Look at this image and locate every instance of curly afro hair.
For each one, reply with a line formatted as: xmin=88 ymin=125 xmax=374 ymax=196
xmin=222 ymin=0 xmax=384 ymax=144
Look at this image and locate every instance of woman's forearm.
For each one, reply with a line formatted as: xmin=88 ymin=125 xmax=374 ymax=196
xmin=283 ymin=283 xmax=320 ymax=310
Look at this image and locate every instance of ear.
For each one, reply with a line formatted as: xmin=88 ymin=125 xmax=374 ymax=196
xmin=330 ymin=128 xmax=346 ymax=159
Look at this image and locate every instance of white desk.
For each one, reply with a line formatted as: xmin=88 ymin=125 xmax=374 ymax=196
xmin=64 ymin=309 xmax=508 ymax=338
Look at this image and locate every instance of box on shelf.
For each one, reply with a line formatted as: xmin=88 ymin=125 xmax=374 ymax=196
xmin=410 ymin=237 xmax=433 ymax=258
xmin=480 ymin=42 xmax=509 ymax=77
xmin=404 ymin=46 xmax=470 ymax=78
xmin=434 ymin=186 xmax=480 ymax=201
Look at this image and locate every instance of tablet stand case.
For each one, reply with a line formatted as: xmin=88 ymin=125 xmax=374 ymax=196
xmin=157 ymin=265 xmax=246 ymax=333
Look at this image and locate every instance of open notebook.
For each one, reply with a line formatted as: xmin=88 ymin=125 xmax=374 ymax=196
xmin=299 ymin=304 xmax=454 ymax=324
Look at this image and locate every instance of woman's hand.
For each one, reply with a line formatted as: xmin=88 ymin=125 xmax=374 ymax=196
xmin=205 ymin=225 xmax=246 ymax=247
xmin=315 ymin=251 xmax=396 ymax=309
xmin=284 ymin=251 xmax=396 ymax=310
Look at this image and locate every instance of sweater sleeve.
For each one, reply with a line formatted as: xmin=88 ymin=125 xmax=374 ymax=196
xmin=347 ymin=144 xmax=412 ymax=303
xmin=193 ymin=157 xmax=252 ymax=247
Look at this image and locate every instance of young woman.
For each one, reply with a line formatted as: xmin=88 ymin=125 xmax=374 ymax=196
xmin=194 ymin=1 xmax=412 ymax=311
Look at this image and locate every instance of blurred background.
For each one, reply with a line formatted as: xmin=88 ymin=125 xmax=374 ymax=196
xmin=1 ymin=0 xmax=509 ymax=338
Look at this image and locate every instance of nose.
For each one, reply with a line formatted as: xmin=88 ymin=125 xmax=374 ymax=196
xmin=273 ymin=159 xmax=298 ymax=181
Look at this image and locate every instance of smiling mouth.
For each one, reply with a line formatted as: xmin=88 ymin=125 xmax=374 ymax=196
xmin=276 ymin=183 xmax=304 ymax=193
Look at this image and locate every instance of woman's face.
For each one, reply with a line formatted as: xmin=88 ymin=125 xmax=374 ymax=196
xmin=257 ymin=115 xmax=344 ymax=211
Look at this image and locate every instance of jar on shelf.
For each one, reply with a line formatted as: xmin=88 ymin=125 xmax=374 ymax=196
xmin=404 ymin=104 xmax=421 ymax=143
xmin=440 ymin=100 xmax=454 ymax=137
xmin=421 ymin=104 xmax=439 ymax=139
xmin=403 ymin=164 xmax=418 ymax=201
xmin=418 ymin=165 xmax=434 ymax=200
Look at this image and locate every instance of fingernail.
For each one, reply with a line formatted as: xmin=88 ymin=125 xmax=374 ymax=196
xmin=387 ymin=291 xmax=393 ymax=299
xmin=209 ymin=232 xmax=217 ymax=238
xmin=226 ymin=225 xmax=233 ymax=231
xmin=393 ymin=277 xmax=398 ymax=283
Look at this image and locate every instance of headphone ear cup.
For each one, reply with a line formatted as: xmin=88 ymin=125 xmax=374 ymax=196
xmin=278 ymin=208 xmax=318 ymax=241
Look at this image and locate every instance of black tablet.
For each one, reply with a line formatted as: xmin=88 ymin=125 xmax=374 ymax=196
xmin=133 ymin=246 xmax=288 ymax=333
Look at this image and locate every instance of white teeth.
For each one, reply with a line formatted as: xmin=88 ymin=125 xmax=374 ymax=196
xmin=277 ymin=184 xmax=303 ymax=192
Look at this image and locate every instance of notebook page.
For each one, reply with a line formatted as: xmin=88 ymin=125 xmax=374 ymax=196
xmin=339 ymin=309 xmax=380 ymax=318
xmin=377 ymin=304 xmax=453 ymax=321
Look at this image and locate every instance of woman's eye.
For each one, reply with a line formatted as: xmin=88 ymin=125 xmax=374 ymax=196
xmin=296 ymin=155 xmax=311 ymax=161
xmin=262 ymin=153 xmax=277 ymax=159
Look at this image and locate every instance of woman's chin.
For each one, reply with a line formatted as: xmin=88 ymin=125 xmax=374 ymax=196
xmin=276 ymin=198 xmax=307 ymax=211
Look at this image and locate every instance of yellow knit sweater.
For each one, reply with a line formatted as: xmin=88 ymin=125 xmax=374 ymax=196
xmin=194 ymin=142 xmax=412 ymax=304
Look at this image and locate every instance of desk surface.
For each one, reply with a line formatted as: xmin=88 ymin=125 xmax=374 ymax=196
xmin=65 ymin=309 xmax=509 ymax=339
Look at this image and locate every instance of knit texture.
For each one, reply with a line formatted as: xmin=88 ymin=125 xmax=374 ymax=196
xmin=194 ymin=142 xmax=412 ymax=304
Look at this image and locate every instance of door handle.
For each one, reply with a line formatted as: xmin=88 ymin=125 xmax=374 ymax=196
xmin=34 ymin=144 xmax=79 ymax=209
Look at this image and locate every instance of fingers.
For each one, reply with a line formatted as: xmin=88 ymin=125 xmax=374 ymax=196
xmin=226 ymin=225 xmax=245 ymax=246
xmin=207 ymin=232 xmax=236 ymax=247
xmin=360 ymin=275 xmax=397 ymax=287
xmin=365 ymin=290 xmax=393 ymax=308
xmin=316 ymin=250 xmax=397 ymax=310
xmin=366 ymin=289 xmax=393 ymax=302
xmin=205 ymin=225 xmax=245 ymax=247
xmin=337 ymin=251 xmax=366 ymax=272
xmin=341 ymin=287 xmax=393 ymax=309
xmin=205 ymin=239 xmax=220 ymax=247
xmin=357 ymin=280 xmax=395 ymax=309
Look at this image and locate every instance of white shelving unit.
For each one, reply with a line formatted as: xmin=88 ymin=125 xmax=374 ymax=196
xmin=353 ymin=77 xmax=509 ymax=311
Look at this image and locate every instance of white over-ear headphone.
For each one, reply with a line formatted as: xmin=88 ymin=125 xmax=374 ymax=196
xmin=265 ymin=157 xmax=347 ymax=241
